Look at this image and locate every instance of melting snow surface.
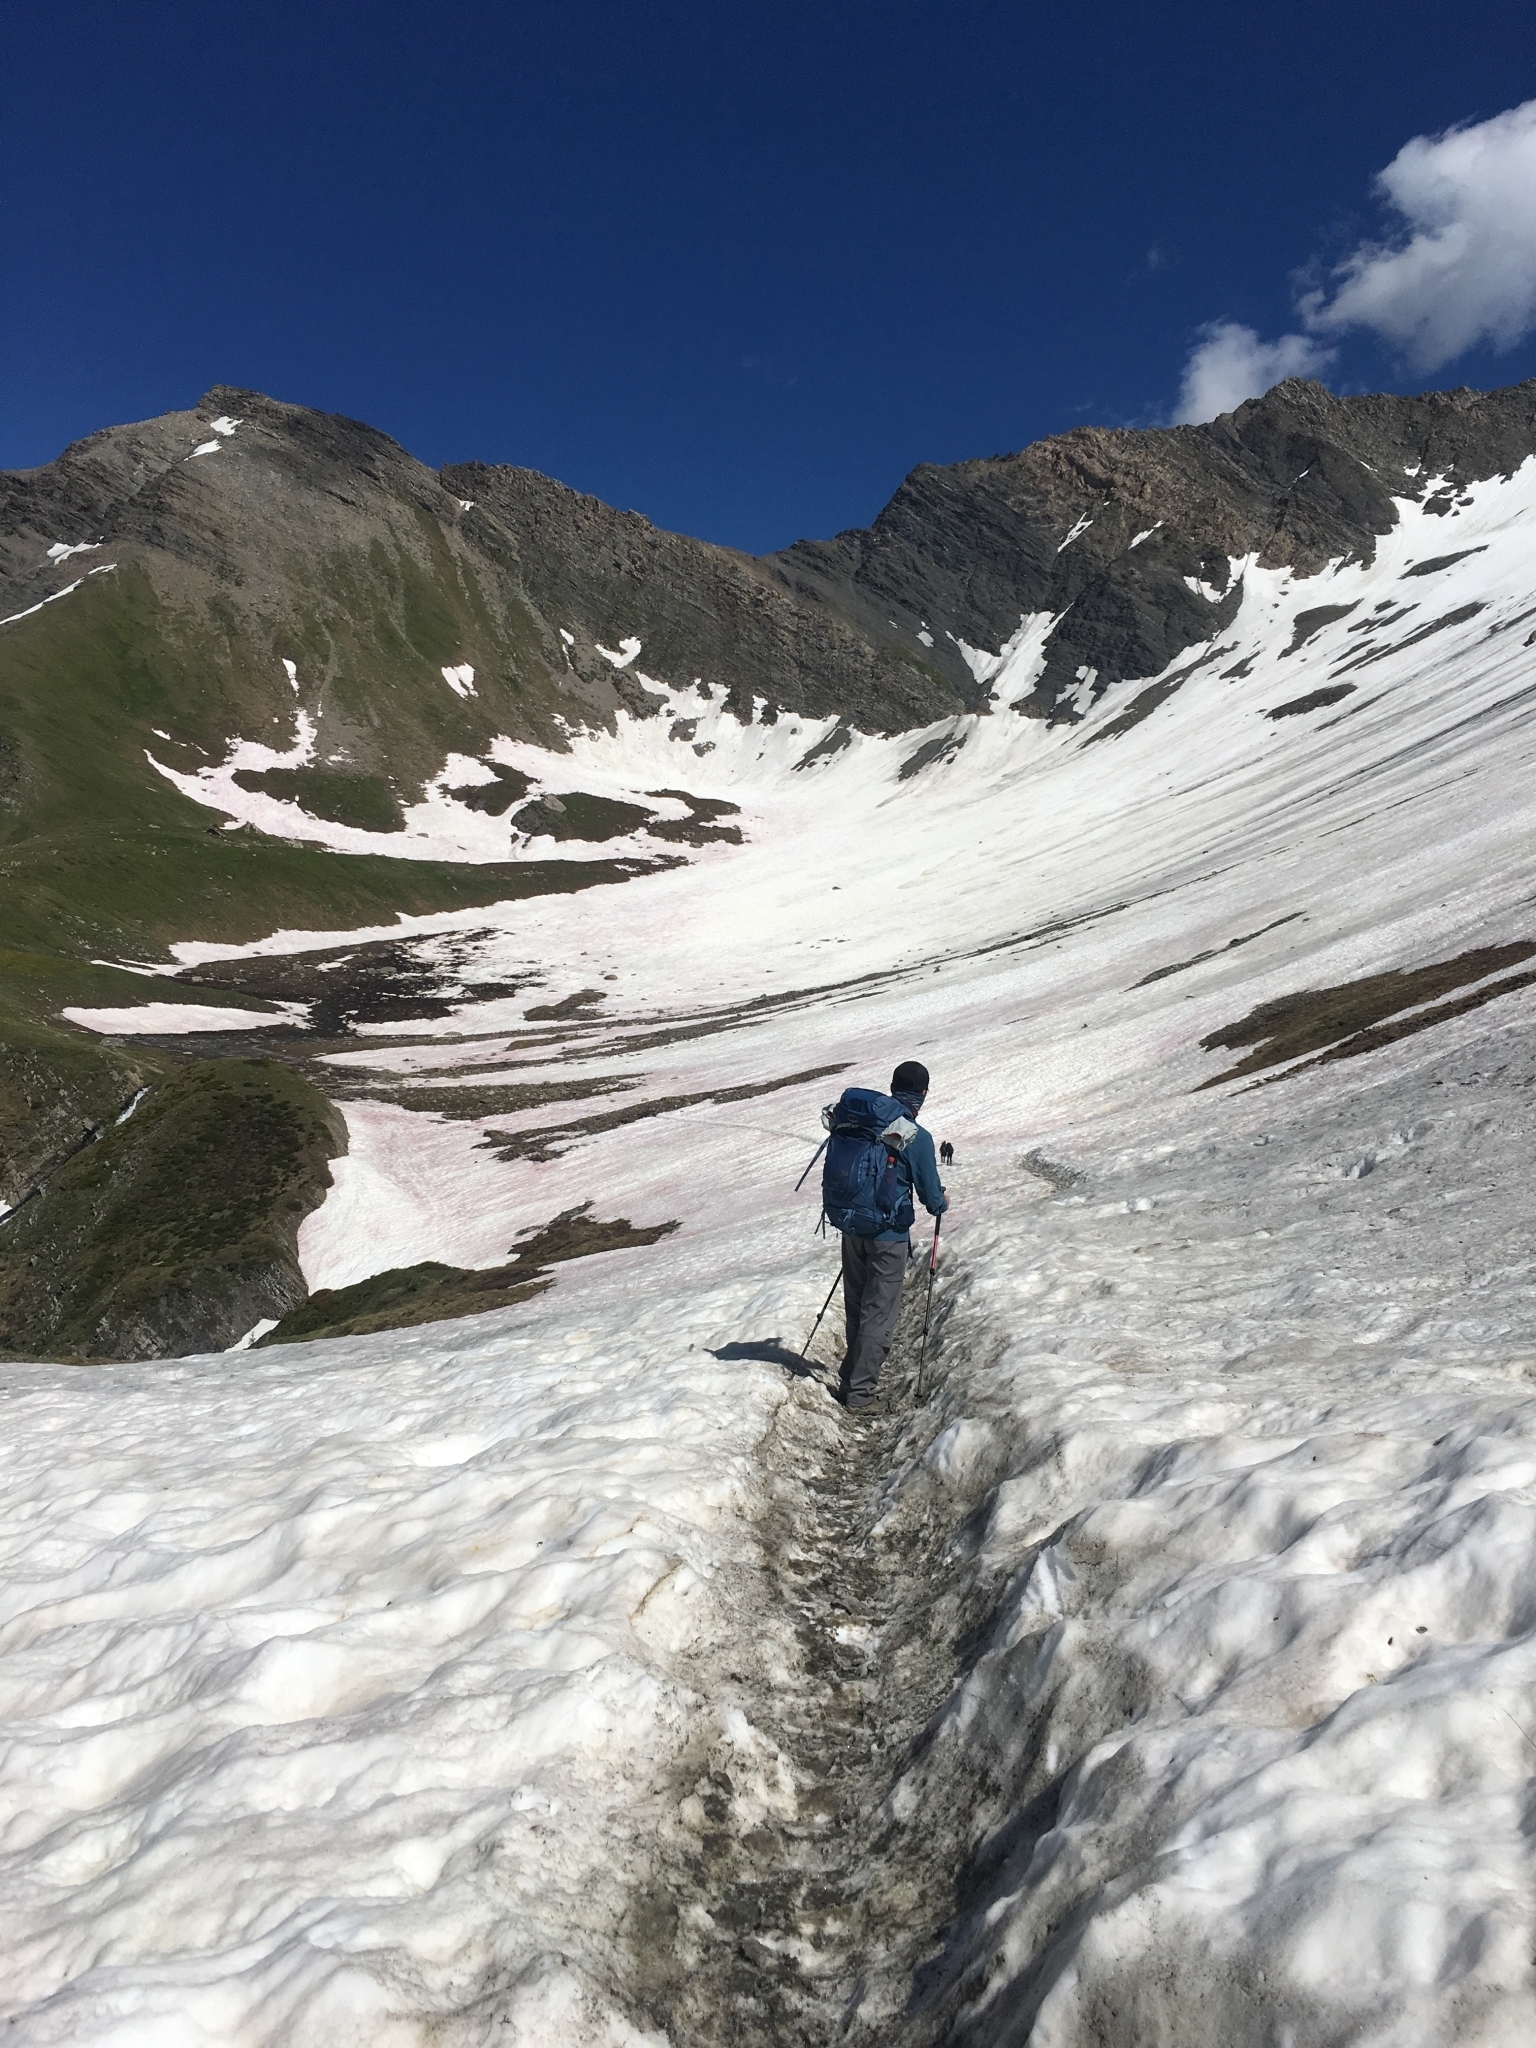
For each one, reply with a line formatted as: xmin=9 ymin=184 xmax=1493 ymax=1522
xmin=0 ymin=577 xmax=86 ymax=628
xmin=441 ymin=662 xmax=477 ymax=699
xmin=1056 ymin=513 xmax=1093 ymax=552
xmin=189 ymin=440 xmax=223 ymax=458
xmin=6 ymin=460 xmax=1536 ymax=2040
xmin=226 ymin=1316 xmax=279 ymax=1350
xmin=62 ymin=1000 xmax=311 ymax=1035
xmin=144 ymin=708 xmax=325 ymax=838
xmin=0 ymin=1296 xmax=785 ymax=2042
xmin=596 ymin=636 xmax=642 ymax=669
xmin=44 ymin=539 xmax=100 ymax=563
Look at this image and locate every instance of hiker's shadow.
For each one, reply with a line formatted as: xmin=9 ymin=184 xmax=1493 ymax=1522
xmin=711 ymin=1339 xmax=826 ymax=1382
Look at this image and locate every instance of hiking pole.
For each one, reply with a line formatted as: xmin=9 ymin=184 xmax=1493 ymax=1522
xmin=801 ymin=1267 xmax=843 ymax=1364
xmin=793 ymin=1137 xmax=828 ymax=1192
xmin=915 ymin=1216 xmax=942 ymax=1401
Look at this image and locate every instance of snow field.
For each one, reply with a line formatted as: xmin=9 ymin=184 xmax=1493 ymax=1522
xmin=0 ymin=1245 xmax=832 ymax=2043
xmin=880 ymin=1011 xmax=1536 ymax=2043
xmin=0 ymin=562 xmax=117 ymax=631
xmin=59 ymin=1000 xmax=310 ymax=1035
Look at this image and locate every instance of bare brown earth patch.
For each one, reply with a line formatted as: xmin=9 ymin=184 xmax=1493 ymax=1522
xmin=179 ymin=929 xmax=545 ymax=1034
xmin=1266 ymin=684 xmax=1356 ymax=719
xmin=332 ymin=1075 xmax=641 ymax=1119
xmin=512 ymin=791 xmax=654 ymax=841
xmin=259 ymin=1202 xmax=680 ymax=1345
xmin=479 ymin=1062 xmax=851 ymax=1164
xmin=501 ymin=788 xmax=744 ymax=849
xmin=526 ymin=988 xmax=610 ymax=1021
xmin=445 ymin=765 xmax=535 ymax=814
xmin=644 ymin=789 xmax=745 ymax=845
xmin=1130 ymin=913 xmax=1305 ymax=989
xmin=1197 ymin=942 xmax=1536 ymax=1087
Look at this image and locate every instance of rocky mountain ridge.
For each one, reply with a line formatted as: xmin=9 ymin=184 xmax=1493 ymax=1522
xmin=776 ymin=378 xmax=1536 ymax=713
xmin=6 ymin=377 xmax=1535 ymax=763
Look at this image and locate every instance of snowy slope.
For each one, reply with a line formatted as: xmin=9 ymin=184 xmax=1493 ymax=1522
xmin=9 ymin=465 xmax=1536 ymax=2042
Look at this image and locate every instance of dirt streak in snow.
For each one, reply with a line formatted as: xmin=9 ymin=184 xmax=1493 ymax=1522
xmin=620 ymin=1279 xmax=1000 ymax=2047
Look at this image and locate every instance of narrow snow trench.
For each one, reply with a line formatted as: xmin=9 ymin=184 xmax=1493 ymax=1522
xmin=622 ymin=1278 xmax=1004 ymax=2047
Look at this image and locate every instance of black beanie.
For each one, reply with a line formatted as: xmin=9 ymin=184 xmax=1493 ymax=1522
xmin=891 ymin=1060 xmax=930 ymax=1098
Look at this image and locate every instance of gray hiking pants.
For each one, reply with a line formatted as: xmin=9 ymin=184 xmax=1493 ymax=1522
xmin=840 ymin=1232 xmax=909 ymax=1407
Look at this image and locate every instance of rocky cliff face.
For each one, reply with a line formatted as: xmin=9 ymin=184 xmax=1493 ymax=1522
xmin=770 ymin=378 xmax=1536 ymax=715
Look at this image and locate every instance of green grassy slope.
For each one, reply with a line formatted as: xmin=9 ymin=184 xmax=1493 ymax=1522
xmin=0 ymin=567 xmax=657 ymax=1201
xmin=0 ymin=1058 xmax=345 ymax=1360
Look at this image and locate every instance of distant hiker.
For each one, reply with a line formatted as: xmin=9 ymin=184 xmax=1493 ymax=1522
xmin=819 ymin=1060 xmax=947 ymax=1412
xmin=939 ymin=1140 xmax=954 ymax=1165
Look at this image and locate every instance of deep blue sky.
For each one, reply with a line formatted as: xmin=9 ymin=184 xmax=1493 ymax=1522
xmin=3 ymin=1 xmax=1535 ymax=553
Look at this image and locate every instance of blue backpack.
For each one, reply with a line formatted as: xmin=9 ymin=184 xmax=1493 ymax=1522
xmin=821 ymin=1088 xmax=918 ymax=1237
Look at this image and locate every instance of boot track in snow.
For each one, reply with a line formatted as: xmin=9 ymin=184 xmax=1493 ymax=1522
xmin=615 ymin=1262 xmax=1038 ymax=2048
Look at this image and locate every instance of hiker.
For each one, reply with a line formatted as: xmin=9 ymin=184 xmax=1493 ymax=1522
xmin=939 ymin=1140 xmax=954 ymax=1165
xmin=819 ymin=1060 xmax=947 ymax=1411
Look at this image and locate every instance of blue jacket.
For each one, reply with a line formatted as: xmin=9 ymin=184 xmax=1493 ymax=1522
xmin=875 ymin=1091 xmax=948 ymax=1242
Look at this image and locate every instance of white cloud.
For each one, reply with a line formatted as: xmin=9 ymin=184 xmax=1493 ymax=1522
xmin=1172 ymin=98 xmax=1536 ymax=423
xmin=1301 ymin=98 xmax=1536 ymax=369
xmin=1172 ymin=322 xmax=1334 ymax=425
